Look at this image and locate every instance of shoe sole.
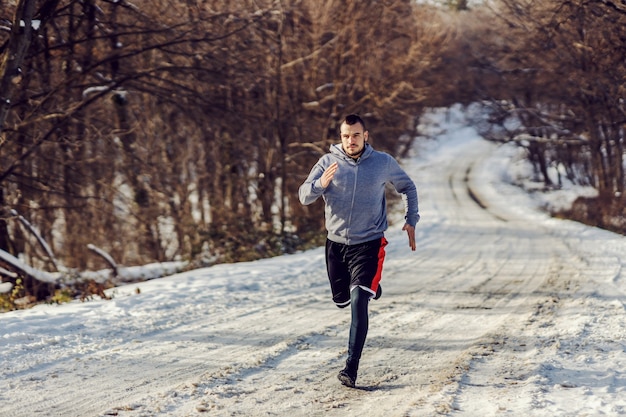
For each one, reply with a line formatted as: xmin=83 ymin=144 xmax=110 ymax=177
xmin=338 ymin=372 xmax=356 ymax=388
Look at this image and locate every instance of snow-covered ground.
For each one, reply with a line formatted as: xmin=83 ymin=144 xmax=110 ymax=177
xmin=2 ymin=107 xmax=626 ymax=416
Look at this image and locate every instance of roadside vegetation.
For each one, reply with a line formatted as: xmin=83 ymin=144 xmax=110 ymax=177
xmin=1 ymin=0 xmax=624 ymax=310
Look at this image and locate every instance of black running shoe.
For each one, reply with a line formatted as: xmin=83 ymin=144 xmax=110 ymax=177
xmin=374 ymin=285 xmax=382 ymax=300
xmin=338 ymin=369 xmax=356 ymax=388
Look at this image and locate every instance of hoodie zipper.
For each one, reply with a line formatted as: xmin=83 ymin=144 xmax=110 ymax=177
xmin=346 ymin=157 xmax=359 ymax=244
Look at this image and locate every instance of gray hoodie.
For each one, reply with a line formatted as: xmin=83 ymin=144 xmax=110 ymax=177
xmin=299 ymin=143 xmax=419 ymax=245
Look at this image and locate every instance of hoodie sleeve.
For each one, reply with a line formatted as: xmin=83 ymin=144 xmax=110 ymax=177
xmin=299 ymin=157 xmax=328 ymax=206
xmin=387 ymin=155 xmax=420 ymax=227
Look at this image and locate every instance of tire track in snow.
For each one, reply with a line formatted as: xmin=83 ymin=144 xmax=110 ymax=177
xmin=98 ymin=303 xmax=356 ymax=416
xmin=436 ymin=139 xmax=626 ymax=416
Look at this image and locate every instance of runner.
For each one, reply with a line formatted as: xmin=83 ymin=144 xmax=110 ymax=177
xmin=298 ymin=114 xmax=420 ymax=387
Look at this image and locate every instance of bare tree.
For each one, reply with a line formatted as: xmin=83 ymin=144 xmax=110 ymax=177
xmin=439 ymin=0 xmax=626 ymax=231
xmin=0 ymin=0 xmax=478 ymax=306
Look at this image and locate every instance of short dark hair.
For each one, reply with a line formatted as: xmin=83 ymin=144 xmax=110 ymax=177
xmin=342 ymin=114 xmax=366 ymax=131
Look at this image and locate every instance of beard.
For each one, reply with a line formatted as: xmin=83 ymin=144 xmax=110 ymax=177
xmin=344 ymin=144 xmax=364 ymax=158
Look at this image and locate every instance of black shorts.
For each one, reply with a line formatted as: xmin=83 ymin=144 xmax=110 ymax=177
xmin=325 ymin=237 xmax=388 ymax=307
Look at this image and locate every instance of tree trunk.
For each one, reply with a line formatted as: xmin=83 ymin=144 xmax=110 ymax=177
xmin=0 ymin=0 xmax=36 ymax=134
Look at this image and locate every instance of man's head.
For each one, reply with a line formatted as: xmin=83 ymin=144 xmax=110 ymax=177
xmin=340 ymin=114 xmax=368 ymax=159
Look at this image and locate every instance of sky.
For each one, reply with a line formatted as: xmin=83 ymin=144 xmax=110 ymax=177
xmin=1 ymin=105 xmax=625 ymax=417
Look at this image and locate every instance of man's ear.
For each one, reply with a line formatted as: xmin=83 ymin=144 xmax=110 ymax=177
xmin=364 ymin=131 xmax=369 ymax=142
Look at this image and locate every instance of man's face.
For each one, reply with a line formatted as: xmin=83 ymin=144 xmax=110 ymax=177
xmin=340 ymin=122 xmax=368 ymax=159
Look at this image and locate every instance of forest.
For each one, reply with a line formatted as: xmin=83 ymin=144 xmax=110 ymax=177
xmin=1 ymin=0 xmax=625 ymax=308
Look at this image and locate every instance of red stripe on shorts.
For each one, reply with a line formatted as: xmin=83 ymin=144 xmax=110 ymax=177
xmin=371 ymin=237 xmax=388 ymax=293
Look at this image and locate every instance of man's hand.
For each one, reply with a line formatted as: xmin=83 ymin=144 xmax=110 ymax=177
xmin=402 ymin=223 xmax=416 ymax=251
xmin=320 ymin=162 xmax=338 ymax=188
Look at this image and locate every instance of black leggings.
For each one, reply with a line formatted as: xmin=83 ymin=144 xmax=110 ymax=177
xmin=347 ymin=286 xmax=370 ymax=371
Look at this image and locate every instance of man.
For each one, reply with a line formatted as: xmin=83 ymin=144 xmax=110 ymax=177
xmin=298 ymin=114 xmax=419 ymax=388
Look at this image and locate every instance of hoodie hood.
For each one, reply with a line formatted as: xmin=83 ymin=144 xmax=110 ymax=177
xmin=330 ymin=143 xmax=373 ymax=163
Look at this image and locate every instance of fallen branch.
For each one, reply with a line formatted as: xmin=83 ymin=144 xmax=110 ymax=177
xmin=87 ymin=244 xmax=118 ymax=277
xmin=0 ymin=248 xmax=58 ymax=284
xmin=10 ymin=209 xmax=59 ymax=272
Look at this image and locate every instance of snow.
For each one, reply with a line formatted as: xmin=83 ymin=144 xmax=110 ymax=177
xmin=2 ymin=106 xmax=626 ymax=416
xmin=0 ymin=281 xmax=13 ymax=293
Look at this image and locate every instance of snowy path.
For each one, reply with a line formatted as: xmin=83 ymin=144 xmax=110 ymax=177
xmin=2 ymin=129 xmax=626 ymax=416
